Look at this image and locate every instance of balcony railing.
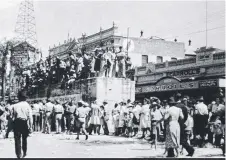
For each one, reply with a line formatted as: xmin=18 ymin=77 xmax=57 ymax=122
xmin=213 ymin=52 xmax=225 ymax=60
xmin=155 ymin=62 xmax=166 ymax=69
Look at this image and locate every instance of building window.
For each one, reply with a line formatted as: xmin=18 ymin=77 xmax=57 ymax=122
xmin=171 ymin=57 xmax=177 ymax=61
xmin=157 ymin=56 xmax=163 ymax=63
xmin=142 ymin=55 xmax=148 ymax=66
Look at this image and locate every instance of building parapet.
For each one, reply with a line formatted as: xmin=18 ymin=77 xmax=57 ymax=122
xmin=135 ymin=51 xmax=225 ymax=77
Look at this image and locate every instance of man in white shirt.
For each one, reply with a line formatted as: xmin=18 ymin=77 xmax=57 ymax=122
xmin=195 ymin=96 xmax=208 ymax=147
xmin=75 ymin=100 xmax=89 ymax=140
xmin=44 ymin=98 xmax=54 ymax=134
xmin=12 ymin=90 xmax=33 ymax=158
xmin=53 ymin=99 xmax=64 ymax=134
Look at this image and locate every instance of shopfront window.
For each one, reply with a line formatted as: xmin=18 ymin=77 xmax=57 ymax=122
xmin=157 ymin=56 xmax=163 ymax=63
xmin=142 ymin=55 xmax=148 ymax=66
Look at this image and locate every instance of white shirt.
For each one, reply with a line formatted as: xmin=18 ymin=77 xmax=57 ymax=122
xmin=45 ymin=102 xmax=54 ymax=112
xmin=151 ymin=109 xmax=163 ymax=121
xmin=76 ymin=107 xmax=89 ymax=118
xmin=32 ymin=103 xmax=40 ymax=115
xmin=12 ymin=101 xmax=33 ymax=123
xmin=196 ymin=102 xmax=208 ymax=115
xmin=53 ymin=104 xmax=64 ymax=113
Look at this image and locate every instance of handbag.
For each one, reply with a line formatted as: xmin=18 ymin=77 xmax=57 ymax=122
xmin=132 ymin=115 xmax=139 ymax=125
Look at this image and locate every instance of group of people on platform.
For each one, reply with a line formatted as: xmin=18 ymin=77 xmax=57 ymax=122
xmin=20 ymin=46 xmax=132 ymax=94
xmin=0 ymin=92 xmax=225 ymax=158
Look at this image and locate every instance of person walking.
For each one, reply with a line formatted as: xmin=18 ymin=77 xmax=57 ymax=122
xmin=65 ymin=100 xmax=76 ymax=134
xmin=12 ymin=90 xmax=33 ymax=158
xmin=176 ymin=96 xmax=195 ymax=156
xmin=53 ymin=99 xmax=64 ymax=134
xmin=164 ymin=97 xmax=184 ymax=157
xmin=75 ymin=100 xmax=89 ymax=140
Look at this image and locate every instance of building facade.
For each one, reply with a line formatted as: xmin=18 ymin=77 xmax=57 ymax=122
xmin=77 ymin=23 xmax=185 ymax=68
xmin=49 ymin=39 xmax=80 ymax=60
xmin=134 ymin=47 xmax=225 ymax=104
xmin=8 ymin=41 xmax=38 ymax=99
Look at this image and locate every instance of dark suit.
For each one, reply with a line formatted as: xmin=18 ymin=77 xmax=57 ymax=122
xmin=176 ymin=103 xmax=194 ymax=155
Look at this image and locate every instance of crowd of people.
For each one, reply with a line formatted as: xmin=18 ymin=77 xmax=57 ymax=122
xmin=0 ymin=92 xmax=225 ymax=158
xmin=20 ymin=46 xmax=132 ymax=94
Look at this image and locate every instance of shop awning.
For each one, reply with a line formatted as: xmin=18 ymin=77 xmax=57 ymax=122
xmin=136 ymin=77 xmax=225 ymax=94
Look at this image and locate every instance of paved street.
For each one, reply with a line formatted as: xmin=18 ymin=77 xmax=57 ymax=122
xmin=0 ymin=132 xmax=224 ymax=158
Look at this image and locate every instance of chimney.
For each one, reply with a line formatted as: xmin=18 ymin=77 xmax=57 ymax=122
xmin=140 ymin=30 xmax=143 ymax=37
xmin=189 ymin=40 xmax=191 ymax=46
xmin=174 ymin=38 xmax=177 ymax=42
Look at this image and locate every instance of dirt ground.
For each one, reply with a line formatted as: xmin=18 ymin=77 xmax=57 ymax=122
xmin=0 ymin=132 xmax=225 ymax=158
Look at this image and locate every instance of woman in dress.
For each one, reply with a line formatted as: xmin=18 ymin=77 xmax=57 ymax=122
xmin=139 ymin=98 xmax=151 ymax=139
xmin=163 ymin=97 xmax=184 ymax=157
xmin=89 ymin=100 xmax=101 ymax=135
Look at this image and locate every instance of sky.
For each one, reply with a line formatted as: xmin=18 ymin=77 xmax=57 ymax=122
xmin=0 ymin=0 xmax=225 ymax=58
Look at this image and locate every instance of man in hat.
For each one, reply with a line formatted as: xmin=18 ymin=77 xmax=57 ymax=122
xmin=195 ymin=96 xmax=208 ymax=147
xmin=12 ymin=90 xmax=33 ymax=158
xmin=75 ymin=100 xmax=89 ymax=140
xmin=53 ymin=99 xmax=64 ymax=134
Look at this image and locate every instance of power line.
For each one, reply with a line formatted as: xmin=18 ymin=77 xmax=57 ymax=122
xmin=155 ymin=10 xmax=224 ymax=36
xmin=164 ymin=26 xmax=225 ymax=39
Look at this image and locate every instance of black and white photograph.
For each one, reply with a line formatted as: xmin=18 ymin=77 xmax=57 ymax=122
xmin=0 ymin=0 xmax=225 ymax=158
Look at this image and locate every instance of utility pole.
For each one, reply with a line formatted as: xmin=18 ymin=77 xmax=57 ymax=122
xmin=126 ymin=27 xmax=130 ymax=57
xmin=206 ymin=0 xmax=208 ymax=48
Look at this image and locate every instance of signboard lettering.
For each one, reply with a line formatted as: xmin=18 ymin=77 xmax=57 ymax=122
xmin=199 ymin=79 xmax=218 ymax=88
xmin=167 ymin=68 xmax=200 ymax=77
xmin=137 ymin=81 xmax=199 ymax=93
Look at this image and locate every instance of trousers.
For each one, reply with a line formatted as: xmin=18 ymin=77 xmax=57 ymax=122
xmin=13 ymin=119 xmax=29 ymax=158
xmin=55 ymin=114 xmax=62 ymax=133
